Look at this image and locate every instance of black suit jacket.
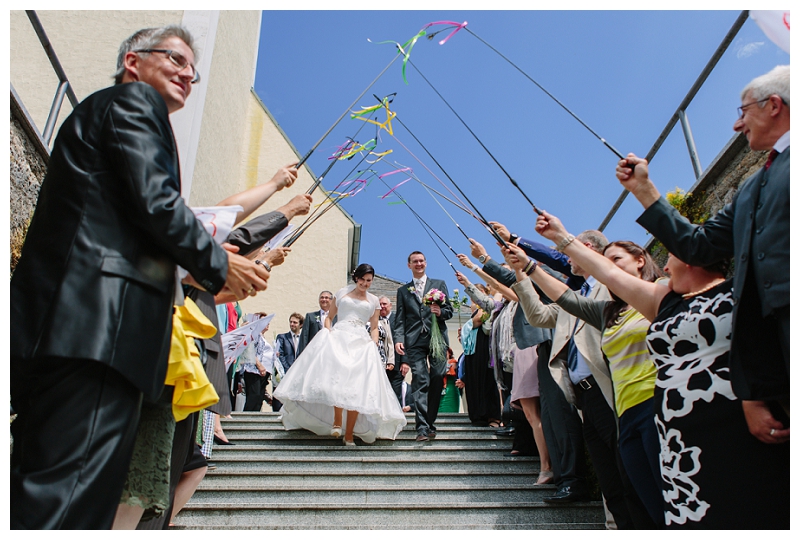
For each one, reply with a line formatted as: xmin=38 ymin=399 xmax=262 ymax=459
xmin=482 ymin=258 xmax=552 ymax=349
xmin=298 ymin=311 xmax=331 ymax=356
xmin=394 ymin=277 xmax=453 ymax=354
xmin=189 ymin=209 xmax=288 ymax=415
xmin=11 ymin=82 xmax=228 ymax=401
xmin=637 ymin=148 xmax=789 ymax=400
xmin=275 ymin=331 xmax=299 ymax=372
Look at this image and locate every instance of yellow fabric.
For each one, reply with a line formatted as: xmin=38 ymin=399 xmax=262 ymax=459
xmin=166 ymin=297 xmax=219 ymax=421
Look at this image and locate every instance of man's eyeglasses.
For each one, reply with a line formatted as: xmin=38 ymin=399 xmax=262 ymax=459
xmin=134 ymin=49 xmax=200 ymax=84
xmin=737 ymin=98 xmax=771 ymax=120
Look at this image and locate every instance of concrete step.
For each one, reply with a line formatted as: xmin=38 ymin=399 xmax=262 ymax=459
xmin=224 ymin=412 xmax=476 ymax=424
xmin=199 ymin=471 xmax=544 ymax=489
xmin=202 ymin=457 xmax=538 ymax=474
xmin=188 ymin=484 xmax=557 ymax=504
xmin=209 ymin=445 xmax=537 ymax=461
xmin=216 ymin=430 xmax=515 ymax=446
xmin=172 ymin=502 xmax=606 ymax=529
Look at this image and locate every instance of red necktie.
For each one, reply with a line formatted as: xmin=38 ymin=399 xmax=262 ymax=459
xmin=765 ymin=149 xmax=779 ymax=170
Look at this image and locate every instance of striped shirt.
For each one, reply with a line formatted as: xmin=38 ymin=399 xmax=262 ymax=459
xmin=601 ymin=307 xmax=657 ymax=416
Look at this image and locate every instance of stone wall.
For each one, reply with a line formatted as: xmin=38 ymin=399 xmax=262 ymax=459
xmin=10 ymin=92 xmax=48 ymax=276
xmin=648 ymin=132 xmax=769 ymax=269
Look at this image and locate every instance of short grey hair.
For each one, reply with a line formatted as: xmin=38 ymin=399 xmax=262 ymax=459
xmin=378 ymin=296 xmax=391 ymax=304
xmin=577 ymin=230 xmax=609 ymax=252
xmin=114 ymin=25 xmax=196 ymax=84
xmin=741 ymin=65 xmax=790 ymax=107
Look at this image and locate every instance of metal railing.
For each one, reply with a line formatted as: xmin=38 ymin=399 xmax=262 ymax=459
xmin=597 ymin=10 xmax=749 ymax=232
xmin=25 ymin=10 xmax=79 ymax=145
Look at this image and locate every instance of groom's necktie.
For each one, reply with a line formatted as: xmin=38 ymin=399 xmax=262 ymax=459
xmin=414 ymin=278 xmax=424 ymax=301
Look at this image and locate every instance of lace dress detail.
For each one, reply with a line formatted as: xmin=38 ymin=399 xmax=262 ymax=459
xmin=274 ymin=287 xmax=407 ymax=442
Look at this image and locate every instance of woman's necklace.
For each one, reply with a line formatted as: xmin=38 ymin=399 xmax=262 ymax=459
xmin=682 ymin=278 xmax=726 ymax=299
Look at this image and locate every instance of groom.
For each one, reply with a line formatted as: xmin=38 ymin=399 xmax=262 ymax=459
xmin=394 ymin=251 xmax=454 ymax=442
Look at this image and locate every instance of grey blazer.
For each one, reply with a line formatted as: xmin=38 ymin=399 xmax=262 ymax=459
xmin=637 ymin=148 xmax=789 ymax=400
xmin=482 ymin=258 xmax=552 ymax=349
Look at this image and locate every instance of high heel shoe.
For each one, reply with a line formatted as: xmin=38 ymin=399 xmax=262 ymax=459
xmin=213 ymin=435 xmax=234 ymax=445
xmin=331 ymin=425 xmax=342 ymax=438
xmin=344 ymin=439 xmax=356 ymax=446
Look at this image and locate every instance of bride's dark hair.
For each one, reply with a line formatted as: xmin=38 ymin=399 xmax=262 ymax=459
xmin=352 ymin=263 xmax=375 ymax=281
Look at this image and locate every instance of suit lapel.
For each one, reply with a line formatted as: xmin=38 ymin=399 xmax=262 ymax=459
xmin=406 ymin=281 xmax=422 ymax=305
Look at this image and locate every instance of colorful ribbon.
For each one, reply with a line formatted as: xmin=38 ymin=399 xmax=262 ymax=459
xmin=371 ymin=21 xmax=468 ymax=84
xmin=351 ymin=98 xmax=396 ymax=135
xmin=422 ymin=21 xmax=468 ymax=45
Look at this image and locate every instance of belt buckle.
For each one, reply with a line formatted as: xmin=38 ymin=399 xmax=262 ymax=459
xmin=578 ymin=378 xmax=592 ymax=391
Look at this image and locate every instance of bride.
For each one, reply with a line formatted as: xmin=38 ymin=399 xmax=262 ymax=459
xmin=274 ymin=263 xmax=407 ymax=445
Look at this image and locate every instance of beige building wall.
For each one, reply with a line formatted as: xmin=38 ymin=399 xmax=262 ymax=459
xmin=10 ymin=10 xmax=184 ymax=135
xmin=9 ymin=9 xmax=357 ymax=339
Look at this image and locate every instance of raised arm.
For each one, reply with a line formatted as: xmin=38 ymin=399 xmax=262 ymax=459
xmin=616 ymin=153 xmax=734 ymax=266
xmin=534 ymin=211 xmax=667 ymax=321
xmin=216 ymin=163 xmax=300 ymax=225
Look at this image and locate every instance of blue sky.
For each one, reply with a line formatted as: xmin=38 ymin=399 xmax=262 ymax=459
xmin=254 ymin=10 xmax=787 ymax=292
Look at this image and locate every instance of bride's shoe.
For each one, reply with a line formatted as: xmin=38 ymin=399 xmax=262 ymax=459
xmin=344 ymin=439 xmax=356 ymax=446
xmin=331 ymin=425 xmax=342 ymax=438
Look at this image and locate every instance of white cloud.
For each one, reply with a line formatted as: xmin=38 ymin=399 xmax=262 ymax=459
xmin=737 ymin=41 xmax=765 ymax=59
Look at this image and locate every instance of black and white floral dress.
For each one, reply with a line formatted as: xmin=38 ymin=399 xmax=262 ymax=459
xmin=647 ymin=280 xmax=789 ymax=529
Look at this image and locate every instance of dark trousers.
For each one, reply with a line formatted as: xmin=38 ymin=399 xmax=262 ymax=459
xmin=405 ymin=340 xmax=446 ymax=434
xmin=243 ymin=371 xmax=266 ymax=411
xmin=538 ymin=346 xmax=587 ymax=492
xmin=618 ymin=398 xmax=664 ymax=528
xmin=385 ymin=365 xmax=404 ymax=405
xmin=574 ymin=377 xmax=656 ymax=530
xmin=11 ymin=357 xmax=143 ymax=529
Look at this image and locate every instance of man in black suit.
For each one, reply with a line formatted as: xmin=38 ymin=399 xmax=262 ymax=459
xmin=394 ymin=251 xmax=454 ymax=442
xmin=273 ymin=312 xmax=304 ymax=411
xmin=9 ymin=25 xmax=269 ymax=529
xmin=617 ymin=64 xmax=790 ymax=445
xmin=297 ymin=291 xmax=333 ymax=355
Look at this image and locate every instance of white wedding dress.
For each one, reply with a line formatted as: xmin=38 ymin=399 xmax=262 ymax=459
xmin=273 ymin=286 xmax=407 ymax=442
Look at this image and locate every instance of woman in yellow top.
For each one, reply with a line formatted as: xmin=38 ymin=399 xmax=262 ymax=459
xmin=505 ymin=239 xmax=665 ymax=528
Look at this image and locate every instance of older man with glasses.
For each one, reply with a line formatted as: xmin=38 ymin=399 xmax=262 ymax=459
xmin=616 ymin=64 xmax=790 ymax=446
xmin=10 ymin=25 xmax=269 ymax=529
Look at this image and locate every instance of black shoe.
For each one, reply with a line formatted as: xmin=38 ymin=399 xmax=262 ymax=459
xmin=214 ymin=435 xmax=234 ymax=445
xmin=543 ymin=486 xmax=590 ymax=504
xmin=495 ymin=426 xmax=516 ymax=437
xmin=428 ymin=429 xmax=437 ymax=439
xmin=415 ymin=433 xmax=429 ymax=442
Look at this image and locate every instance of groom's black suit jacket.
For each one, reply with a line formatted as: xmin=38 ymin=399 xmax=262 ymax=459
xmin=394 ymin=277 xmax=453 ymax=355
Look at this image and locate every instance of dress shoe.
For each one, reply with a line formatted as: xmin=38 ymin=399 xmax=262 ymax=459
xmin=543 ymin=486 xmax=589 ymax=504
xmin=330 ymin=425 xmax=342 ymax=438
xmin=415 ymin=433 xmax=429 ymax=442
xmin=495 ymin=426 xmax=516 ymax=437
xmin=213 ymin=435 xmax=234 ymax=445
xmin=428 ymin=429 xmax=437 ymax=439
xmin=344 ymin=439 xmax=356 ymax=446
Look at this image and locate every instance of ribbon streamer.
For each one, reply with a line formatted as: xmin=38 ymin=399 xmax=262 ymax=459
xmin=423 ymin=20 xmax=468 ymax=45
xmin=351 ymin=96 xmax=396 ymax=135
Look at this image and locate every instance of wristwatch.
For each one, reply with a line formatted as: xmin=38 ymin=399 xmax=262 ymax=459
xmin=509 ymin=233 xmax=519 ymax=244
xmin=478 ymin=254 xmax=488 ymax=264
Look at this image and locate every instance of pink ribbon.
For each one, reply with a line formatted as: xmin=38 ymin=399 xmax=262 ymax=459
xmin=422 ymin=20 xmax=468 ymax=45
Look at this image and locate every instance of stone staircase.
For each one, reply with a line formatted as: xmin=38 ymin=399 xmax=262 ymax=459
xmin=173 ymin=412 xmax=605 ymax=529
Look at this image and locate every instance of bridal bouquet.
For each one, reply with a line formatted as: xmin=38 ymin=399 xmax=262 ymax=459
xmin=423 ymin=288 xmax=448 ymax=366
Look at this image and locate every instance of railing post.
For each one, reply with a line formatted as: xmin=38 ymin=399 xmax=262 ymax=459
xmin=679 ymin=109 xmax=703 ymax=179
xmin=42 ymin=80 xmax=69 ymax=145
